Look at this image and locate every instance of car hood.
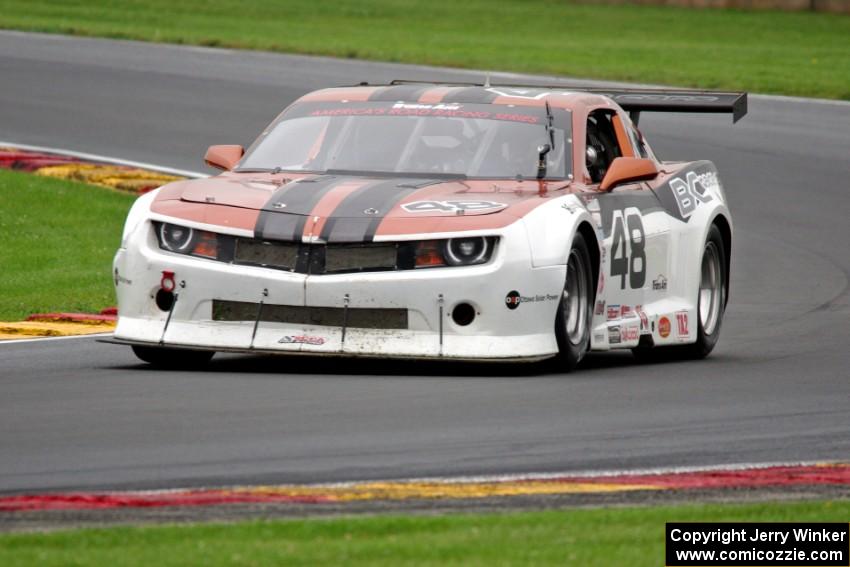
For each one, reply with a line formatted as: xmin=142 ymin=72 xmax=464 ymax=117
xmin=152 ymin=172 xmax=571 ymax=242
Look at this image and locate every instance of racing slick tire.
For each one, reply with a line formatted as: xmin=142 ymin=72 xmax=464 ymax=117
xmin=554 ymin=233 xmax=594 ymax=371
xmin=633 ymin=223 xmax=727 ymax=362
xmin=131 ymin=345 xmax=214 ymax=369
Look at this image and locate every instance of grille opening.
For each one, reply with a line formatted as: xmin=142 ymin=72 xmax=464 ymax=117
xmin=212 ymin=300 xmax=408 ymax=330
xmin=234 ymin=239 xmax=298 ymax=270
xmin=325 ymin=244 xmax=397 ymax=273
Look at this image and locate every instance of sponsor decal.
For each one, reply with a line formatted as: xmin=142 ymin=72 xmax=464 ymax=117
xmin=621 ymin=325 xmax=639 ymax=342
xmin=635 ymin=305 xmax=649 ymax=334
xmin=594 ymin=300 xmax=606 ymax=316
xmin=392 ymin=102 xmax=462 ymax=111
xmin=620 ymin=305 xmax=633 ymax=319
xmin=607 ymin=93 xmax=720 ymax=103
xmin=582 ymin=197 xmax=604 ymax=230
xmin=279 ymin=335 xmax=327 ymax=346
xmin=317 ymin=102 xmax=543 ymax=124
xmin=669 ymin=171 xmax=716 ymax=219
xmin=658 ymin=316 xmax=671 ymax=338
xmin=608 ymin=326 xmax=621 ymax=344
xmin=652 ymin=274 xmax=668 ymax=291
xmin=505 ymin=291 xmax=558 ymax=310
xmin=113 ymin=268 xmax=132 ymax=286
xmin=593 ymin=332 xmax=606 ymax=344
xmin=485 ymin=87 xmax=573 ymax=101
xmin=607 ymin=304 xmax=620 ymax=321
xmin=402 ymin=200 xmax=507 ymax=214
xmin=561 ymin=202 xmax=582 ymax=214
xmin=676 ymin=311 xmax=690 ymax=338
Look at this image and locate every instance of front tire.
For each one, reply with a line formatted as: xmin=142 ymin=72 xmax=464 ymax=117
xmin=554 ymin=233 xmax=594 ymax=371
xmin=132 ymin=345 xmax=214 ymax=369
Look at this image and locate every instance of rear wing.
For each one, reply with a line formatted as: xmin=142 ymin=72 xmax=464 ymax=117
xmin=567 ymin=87 xmax=748 ymax=125
xmin=384 ymin=80 xmax=747 ymax=124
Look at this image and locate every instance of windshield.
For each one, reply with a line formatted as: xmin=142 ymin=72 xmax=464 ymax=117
xmin=239 ymin=101 xmax=572 ymax=179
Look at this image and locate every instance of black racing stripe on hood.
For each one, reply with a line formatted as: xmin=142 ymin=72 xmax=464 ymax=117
xmin=368 ymin=85 xmax=431 ymax=102
xmin=255 ymin=176 xmax=346 ymax=242
xmin=319 ymin=178 xmax=440 ymax=243
xmin=440 ymin=87 xmax=499 ymax=104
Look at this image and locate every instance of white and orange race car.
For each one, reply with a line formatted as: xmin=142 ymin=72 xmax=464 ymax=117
xmin=106 ymin=81 xmax=746 ymax=369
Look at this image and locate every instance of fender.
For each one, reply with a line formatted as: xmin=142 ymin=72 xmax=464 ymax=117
xmin=663 ymin=163 xmax=733 ymax=302
xmin=521 ymin=193 xmax=595 ymax=268
xmin=120 ymin=189 xmax=159 ymax=248
xmin=652 ymin=162 xmax=732 ymax=334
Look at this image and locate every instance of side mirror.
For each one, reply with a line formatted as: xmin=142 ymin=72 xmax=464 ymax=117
xmin=599 ymin=157 xmax=659 ymax=192
xmin=204 ymin=145 xmax=244 ymax=171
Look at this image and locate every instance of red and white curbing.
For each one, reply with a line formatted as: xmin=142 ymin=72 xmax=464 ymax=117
xmin=0 ymin=143 xmax=204 ymax=341
xmin=0 ymin=308 xmax=118 ymax=341
xmin=2 ymin=462 xmax=848 ymax=512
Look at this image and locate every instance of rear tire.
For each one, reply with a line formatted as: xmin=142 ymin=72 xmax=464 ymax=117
xmin=131 ymin=345 xmax=214 ymax=369
xmin=555 ymin=233 xmax=595 ymax=371
xmin=632 ymin=223 xmax=727 ymax=362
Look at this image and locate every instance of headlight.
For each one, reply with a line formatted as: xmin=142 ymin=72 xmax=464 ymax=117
xmin=444 ymin=237 xmax=491 ymax=266
xmin=158 ymin=223 xmax=195 ymax=252
xmin=152 ymin=222 xmax=495 ymax=270
xmin=155 ymin=222 xmax=219 ymax=259
xmin=413 ymin=237 xmax=496 ymax=268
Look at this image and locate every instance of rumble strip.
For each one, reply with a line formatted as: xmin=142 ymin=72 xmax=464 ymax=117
xmin=2 ymin=463 xmax=848 ymax=512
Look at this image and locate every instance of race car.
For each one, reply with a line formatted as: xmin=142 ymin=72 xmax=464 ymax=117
xmin=106 ymin=81 xmax=746 ymax=370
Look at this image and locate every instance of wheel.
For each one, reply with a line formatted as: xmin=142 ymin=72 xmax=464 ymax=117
xmin=554 ymin=233 xmax=594 ymax=371
xmin=131 ymin=345 xmax=214 ymax=369
xmin=684 ymin=223 xmax=727 ymax=358
xmin=632 ymin=223 xmax=727 ymax=362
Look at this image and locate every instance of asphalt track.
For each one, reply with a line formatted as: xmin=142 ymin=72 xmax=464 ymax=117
xmin=1 ymin=31 xmax=849 ymax=494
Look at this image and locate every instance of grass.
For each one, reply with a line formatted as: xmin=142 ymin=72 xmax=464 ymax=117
xmin=1 ymin=500 xmax=849 ymax=566
xmin=0 ymin=169 xmax=135 ymax=321
xmin=0 ymin=1 xmax=849 ymax=99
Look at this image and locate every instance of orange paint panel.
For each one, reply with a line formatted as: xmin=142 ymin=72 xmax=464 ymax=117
xmin=298 ymin=87 xmax=381 ymax=102
xmin=417 ymin=86 xmax=455 ymax=104
xmin=490 ymin=93 xmax=578 ymax=109
xmin=151 ymin=200 xmax=260 ymax=232
xmin=377 ymin=210 xmax=514 ymax=236
xmin=155 ymin=180 xmax=190 ymax=201
xmin=374 ymin=180 xmax=573 ymax=236
xmin=177 ymin=178 xmax=276 ymax=209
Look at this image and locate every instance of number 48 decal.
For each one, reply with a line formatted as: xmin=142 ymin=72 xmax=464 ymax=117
xmin=610 ymin=208 xmax=646 ymax=289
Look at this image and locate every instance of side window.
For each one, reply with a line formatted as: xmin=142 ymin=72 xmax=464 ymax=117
xmin=624 ymin=120 xmax=657 ymax=161
xmin=585 ymin=111 xmax=623 ymax=184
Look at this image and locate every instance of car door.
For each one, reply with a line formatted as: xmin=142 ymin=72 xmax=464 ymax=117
xmin=585 ymin=109 xmax=672 ymax=345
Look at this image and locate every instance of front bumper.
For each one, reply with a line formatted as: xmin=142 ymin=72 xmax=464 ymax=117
xmin=112 ymin=220 xmax=566 ymax=360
